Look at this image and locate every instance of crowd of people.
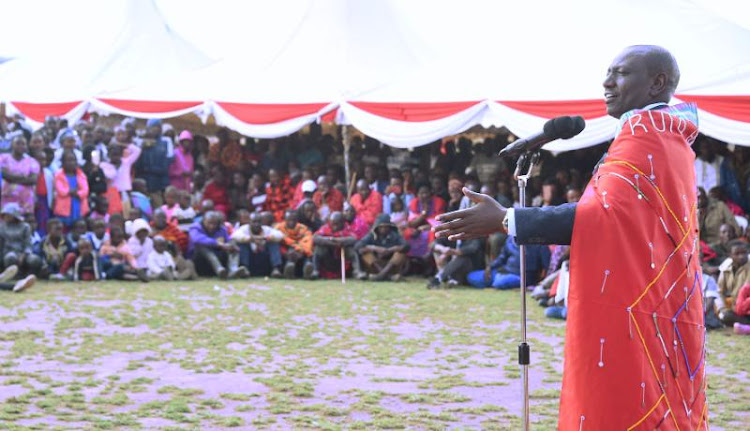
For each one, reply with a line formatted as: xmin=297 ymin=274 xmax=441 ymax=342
xmin=0 ymin=113 xmax=748 ymax=334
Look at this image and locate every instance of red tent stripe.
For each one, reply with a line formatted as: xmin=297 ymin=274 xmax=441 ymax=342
xmin=10 ymin=101 xmax=84 ymax=123
xmin=97 ymin=99 xmax=203 ymax=113
xmin=349 ymin=101 xmax=480 ymax=122
xmin=498 ymin=99 xmax=608 ymax=120
xmin=217 ymin=102 xmax=329 ymax=124
xmin=320 ymin=108 xmax=338 ymax=123
xmin=674 ymin=95 xmax=750 ymax=122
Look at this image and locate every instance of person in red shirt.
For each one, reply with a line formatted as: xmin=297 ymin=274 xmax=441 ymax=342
xmin=264 ymin=169 xmax=292 ymax=223
xmin=349 ymin=179 xmax=382 ymax=226
xmin=312 ymin=175 xmax=344 ymax=220
xmin=312 ymin=211 xmax=363 ymax=280
xmin=202 ymin=167 xmax=231 ymax=217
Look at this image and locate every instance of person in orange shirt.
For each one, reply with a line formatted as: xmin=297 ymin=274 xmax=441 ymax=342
xmin=274 ymin=210 xmax=314 ymax=279
xmin=349 ymin=179 xmax=382 ymax=226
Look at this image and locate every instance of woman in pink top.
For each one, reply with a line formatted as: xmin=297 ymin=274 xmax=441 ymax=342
xmin=0 ymin=136 xmax=40 ymax=214
xmin=168 ymin=130 xmax=194 ymax=192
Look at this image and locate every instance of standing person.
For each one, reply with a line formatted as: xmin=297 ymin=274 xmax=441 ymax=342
xmin=168 ymin=130 xmax=194 ymax=192
xmin=135 ymin=119 xmax=173 ymax=208
xmin=100 ymin=141 xmax=141 ymax=216
xmin=435 ymin=46 xmax=707 ymax=429
xmin=32 ymin=149 xmax=54 ymax=235
xmin=53 ymin=150 xmax=89 ymax=229
xmin=0 ymin=136 xmax=39 ymax=215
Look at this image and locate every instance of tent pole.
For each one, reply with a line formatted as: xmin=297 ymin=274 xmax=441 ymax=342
xmin=342 ymin=125 xmax=351 ymax=192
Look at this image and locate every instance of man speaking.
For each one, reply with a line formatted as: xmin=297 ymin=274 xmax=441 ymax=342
xmin=435 ymin=46 xmax=707 ymax=430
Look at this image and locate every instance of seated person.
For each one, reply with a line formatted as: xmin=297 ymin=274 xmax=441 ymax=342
xmin=89 ymin=195 xmax=110 ymax=223
xmin=39 ymin=218 xmax=71 ymax=278
xmin=0 ymin=265 xmax=35 ymax=293
xmin=0 ymin=203 xmax=42 ymax=276
xmin=274 ymin=210 xmax=313 ymax=279
xmin=544 ymin=261 xmax=570 ymax=320
xmin=99 ymin=226 xmax=138 ymax=280
xmin=172 ymin=190 xmax=197 ymax=231
xmin=427 ymin=236 xmax=484 ymax=288
xmin=66 ymin=219 xmax=88 ymax=252
xmin=406 ymin=183 xmax=446 ymax=264
xmin=343 ymin=203 xmax=369 ymax=240
xmin=151 ymin=209 xmax=196 ymax=280
xmin=86 ymin=219 xmax=109 ymax=251
xmin=312 ymin=175 xmax=344 ymax=220
xmin=349 ymin=179 xmax=383 ymax=226
xmin=232 ymin=212 xmax=284 ymax=277
xmin=127 ymin=219 xmax=153 ymax=282
xmin=312 ymin=211 xmax=361 ymax=280
xmin=355 ymin=213 xmax=409 ymax=281
xmin=704 ymin=223 xmax=738 ymax=276
xmin=467 ymin=236 xmax=550 ymax=290
xmin=298 ymin=200 xmax=323 ymax=232
xmin=717 ymin=240 xmax=750 ymax=325
xmin=152 ymin=209 xmax=189 ymax=255
xmin=733 ymin=283 xmax=750 ymax=334
xmin=73 ymin=238 xmax=102 ymax=281
xmin=147 ymin=236 xmax=177 ymax=281
xmin=189 ymin=211 xmax=246 ymax=279
xmin=160 ymin=186 xmax=180 ymax=221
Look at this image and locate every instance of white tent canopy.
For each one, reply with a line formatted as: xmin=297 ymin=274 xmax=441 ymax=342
xmin=1 ymin=0 xmax=749 ymax=150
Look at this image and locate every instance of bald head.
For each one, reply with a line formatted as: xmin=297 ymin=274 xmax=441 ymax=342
xmin=603 ymin=45 xmax=680 ymax=118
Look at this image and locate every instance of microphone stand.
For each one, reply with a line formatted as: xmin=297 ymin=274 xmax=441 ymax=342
xmin=513 ymin=150 xmax=541 ymax=431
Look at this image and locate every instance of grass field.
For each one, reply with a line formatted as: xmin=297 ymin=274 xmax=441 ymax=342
xmin=0 ymin=279 xmax=748 ymax=430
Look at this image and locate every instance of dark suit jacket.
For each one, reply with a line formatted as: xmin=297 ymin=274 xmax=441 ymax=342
xmin=515 ymin=203 xmax=577 ymax=246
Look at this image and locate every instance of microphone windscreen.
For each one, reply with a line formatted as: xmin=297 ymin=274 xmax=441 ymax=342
xmin=543 ymin=116 xmax=586 ymax=140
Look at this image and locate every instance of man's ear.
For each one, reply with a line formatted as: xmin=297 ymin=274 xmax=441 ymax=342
xmin=650 ymin=72 xmax=668 ymax=97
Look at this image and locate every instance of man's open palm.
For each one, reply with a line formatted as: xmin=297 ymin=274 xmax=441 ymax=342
xmin=433 ymin=187 xmax=507 ymax=241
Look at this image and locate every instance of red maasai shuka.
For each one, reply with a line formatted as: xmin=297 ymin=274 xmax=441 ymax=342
xmin=560 ymin=104 xmax=707 ymax=430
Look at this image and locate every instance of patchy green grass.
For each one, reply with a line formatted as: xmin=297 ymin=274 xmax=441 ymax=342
xmin=0 ymin=279 xmax=747 ymax=430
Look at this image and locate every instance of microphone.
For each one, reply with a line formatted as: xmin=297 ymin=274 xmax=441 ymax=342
xmin=498 ymin=116 xmax=585 ymax=157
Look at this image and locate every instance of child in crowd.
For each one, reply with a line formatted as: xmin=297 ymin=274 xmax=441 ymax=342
xmin=86 ymin=219 xmax=109 ymax=251
xmin=388 ymin=196 xmax=408 ymax=232
xmin=53 ymin=150 xmax=90 ymax=229
xmin=126 ymin=219 xmax=153 ymax=282
xmin=89 ymin=196 xmax=110 ymax=223
xmin=73 ymin=238 xmax=101 ymax=281
xmin=108 ymin=213 xmax=126 ymax=235
xmin=99 ymin=226 xmax=137 ymax=281
xmin=161 ymin=186 xmax=180 ymax=221
xmin=40 ymin=218 xmax=70 ymax=279
xmin=66 ymin=218 xmax=87 ymax=249
xmin=147 ymin=236 xmax=177 ymax=280
xmin=172 ymin=190 xmax=197 ymax=231
xmin=130 ymin=178 xmax=153 ymax=218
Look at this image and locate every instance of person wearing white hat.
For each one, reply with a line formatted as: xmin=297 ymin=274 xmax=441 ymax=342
xmin=126 ymin=218 xmax=152 ymax=282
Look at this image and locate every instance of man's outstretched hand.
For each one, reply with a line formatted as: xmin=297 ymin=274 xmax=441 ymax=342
xmin=434 ymin=187 xmax=507 ymax=241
